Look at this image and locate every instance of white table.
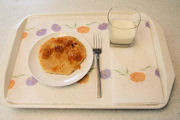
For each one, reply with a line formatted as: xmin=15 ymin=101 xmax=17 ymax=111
xmin=0 ymin=0 xmax=180 ymax=120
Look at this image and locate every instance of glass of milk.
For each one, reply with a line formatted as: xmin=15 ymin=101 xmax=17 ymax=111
xmin=108 ymin=7 xmax=141 ymax=46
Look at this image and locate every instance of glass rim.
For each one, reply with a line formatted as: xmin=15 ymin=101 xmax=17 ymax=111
xmin=107 ymin=6 xmax=141 ymax=30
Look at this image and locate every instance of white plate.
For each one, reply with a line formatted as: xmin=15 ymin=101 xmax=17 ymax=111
xmin=28 ymin=32 xmax=93 ymax=87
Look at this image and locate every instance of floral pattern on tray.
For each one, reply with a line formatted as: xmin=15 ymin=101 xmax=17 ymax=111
xmin=21 ymin=22 xmax=108 ymax=40
xmin=114 ymin=66 xmax=160 ymax=83
xmin=9 ymin=66 xmax=160 ymax=89
xmin=11 ymin=21 xmax=154 ymax=89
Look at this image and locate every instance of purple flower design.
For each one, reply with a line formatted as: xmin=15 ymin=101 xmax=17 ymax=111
xmin=98 ymin=23 xmax=108 ymax=30
xmin=26 ymin=76 xmax=38 ymax=86
xmin=101 ymin=69 xmax=111 ymax=79
xmin=145 ymin=21 xmax=150 ymax=28
xmin=155 ymin=68 xmax=160 ymax=77
xmin=36 ymin=29 xmax=47 ymax=36
xmin=51 ymin=24 xmax=61 ymax=32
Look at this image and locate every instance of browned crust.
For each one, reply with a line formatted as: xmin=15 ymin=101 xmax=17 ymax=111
xmin=38 ymin=36 xmax=86 ymax=75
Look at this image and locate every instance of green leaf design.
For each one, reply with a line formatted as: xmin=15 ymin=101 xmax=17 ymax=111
xmin=114 ymin=69 xmax=127 ymax=75
xmin=64 ymin=24 xmax=73 ymax=29
xmin=74 ymin=23 xmax=77 ymax=28
xmin=25 ymin=27 xmax=36 ymax=31
xmin=114 ymin=69 xmax=122 ymax=74
xmin=85 ymin=22 xmax=97 ymax=25
xmin=114 ymin=68 xmax=129 ymax=76
xmin=64 ymin=23 xmax=77 ymax=29
xmin=139 ymin=66 xmax=152 ymax=71
xmin=12 ymin=74 xmax=26 ymax=78
xmin=126 ymin=68 xmax=129 ymax=74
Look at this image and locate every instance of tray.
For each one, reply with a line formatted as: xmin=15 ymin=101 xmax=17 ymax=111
xmin=0 ymin=12 xmax=175 ymax=109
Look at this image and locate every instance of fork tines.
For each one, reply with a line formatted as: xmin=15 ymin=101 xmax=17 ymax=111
xmin=93 ymin=33 xmax=102 ymax=52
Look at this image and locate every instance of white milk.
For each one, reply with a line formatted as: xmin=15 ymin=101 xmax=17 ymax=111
xmin=110 ymin=20 xmax=136 ymax=44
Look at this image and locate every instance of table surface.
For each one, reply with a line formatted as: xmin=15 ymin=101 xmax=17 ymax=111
xmin=0 ymin=0 xmax=180 ymax=120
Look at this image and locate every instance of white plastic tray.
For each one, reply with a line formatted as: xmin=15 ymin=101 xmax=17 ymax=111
xmin=0 ymin=12 xmax=175 ymax=109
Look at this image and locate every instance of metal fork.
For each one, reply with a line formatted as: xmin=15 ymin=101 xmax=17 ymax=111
xmin=93 ymin=33 xmax=102 ymax=98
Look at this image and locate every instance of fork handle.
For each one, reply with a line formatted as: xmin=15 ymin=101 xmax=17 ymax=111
xmin=96 ymin=54 xmax=101 ymax=98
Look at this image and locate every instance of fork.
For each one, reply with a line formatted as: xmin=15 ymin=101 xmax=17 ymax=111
xmin=93 ymin=33 xmax=102 ymax=98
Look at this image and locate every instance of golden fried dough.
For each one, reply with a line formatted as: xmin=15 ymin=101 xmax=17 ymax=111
xmin=39 ymin=36 xmax=86 ymax=75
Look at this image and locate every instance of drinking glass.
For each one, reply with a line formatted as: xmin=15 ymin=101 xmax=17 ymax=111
xmin=108 ymin=7 xmax=141 ymax=46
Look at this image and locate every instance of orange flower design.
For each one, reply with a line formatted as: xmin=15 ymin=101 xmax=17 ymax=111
xmin=8 ymin=80 xmax=15 ymax=89
xmin=78 ymin=74 xmax=89 ymax=84
xmin=130 ymin=72 xmax=145 ymax=82
xmin=22 ymin=32 xmax=28 ymax=39
xmin=77 ymin=26 xmax=90 ymax=33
